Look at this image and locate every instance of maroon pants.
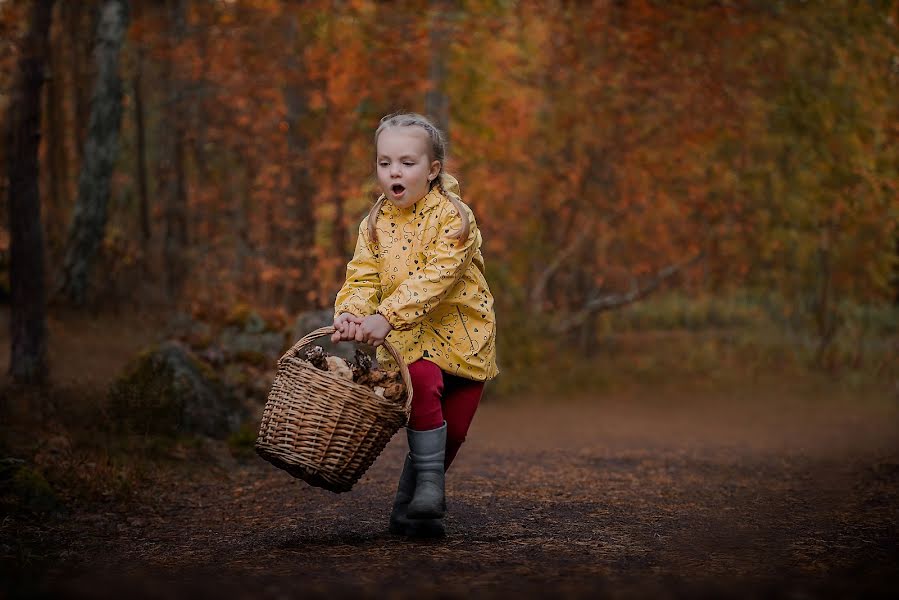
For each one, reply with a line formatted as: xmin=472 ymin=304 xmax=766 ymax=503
xmin=406 ymin=359 xmax=484 ymax=472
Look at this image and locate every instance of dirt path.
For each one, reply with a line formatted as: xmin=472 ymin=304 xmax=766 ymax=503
xmin=9 ymin=386 xmax=899 ymax=599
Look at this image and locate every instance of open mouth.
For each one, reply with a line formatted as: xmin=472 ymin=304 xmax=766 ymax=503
xmin=391 ymin=184 xmax=406 ymax=196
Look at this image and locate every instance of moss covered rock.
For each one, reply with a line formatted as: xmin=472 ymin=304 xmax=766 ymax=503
xmin=108 ymin=341 xmax=246 ymax=438
xmin=219 ymin=306 xmax=285 ymax=364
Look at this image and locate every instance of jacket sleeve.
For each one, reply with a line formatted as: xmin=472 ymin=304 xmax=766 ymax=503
xmin=334 ymin=220 xmax=382 ymax=320
xmin=377 ymin=203 xmax=479 ymax=331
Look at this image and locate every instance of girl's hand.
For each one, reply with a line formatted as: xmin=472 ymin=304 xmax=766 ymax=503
xmin=332 ymin=312 xmax=363 ymax=343
xmin=357 ymin=314 xmax=393 ymax=347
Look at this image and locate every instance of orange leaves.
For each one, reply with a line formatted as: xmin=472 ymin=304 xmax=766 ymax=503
xmin=44 ymin=0 xmax=891 ymax=319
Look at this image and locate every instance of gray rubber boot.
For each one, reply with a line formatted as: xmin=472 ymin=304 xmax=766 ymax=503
xmin=406 ymin=422 xmax=447 ymax=520
xmin=388 ymin=453 xmax=416 ymax=534
xmin=388 ymin=454 xmax=446 ymax=537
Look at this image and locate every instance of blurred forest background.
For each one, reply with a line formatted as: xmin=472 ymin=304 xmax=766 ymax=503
xmin=1 ymin=0 xmax=897 ymax=390
xmin=1 ymin=1 xmax=898 ymax=593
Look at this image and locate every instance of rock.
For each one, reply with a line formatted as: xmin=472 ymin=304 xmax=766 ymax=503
xmin=199 ymin=345 xmax=226 ymax=367
xmin=292 ymin=308 xmax=334 ymax=337
xmin=166 ymin=311 xmax=214 ymax=350
xmin=218 ymin=326 xmax=285 ymax=364
xmin=217 ymin=304 xmax=286 ymax=365
xmin=225 ymin=304 xmax=267 ymax=334
xmin=108 ymin=341 xmax=246 ymax=439
xmin=0 ymin=457 xmax=26 ymax=479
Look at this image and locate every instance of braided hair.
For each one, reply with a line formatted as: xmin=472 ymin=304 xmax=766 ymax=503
xmin=367 ymin=112 xmax=470 ymax=244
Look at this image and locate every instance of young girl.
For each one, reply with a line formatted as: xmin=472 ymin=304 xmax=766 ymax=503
xmin=331 ymin=112 xmax=498 ymax=538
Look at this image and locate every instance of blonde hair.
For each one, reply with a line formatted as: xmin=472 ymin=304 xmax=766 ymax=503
xmin=367 ymin=112 xmax=470 ymax=244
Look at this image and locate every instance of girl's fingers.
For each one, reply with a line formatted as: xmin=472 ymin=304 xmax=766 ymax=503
xmin=328 ymin=317 xmax=373 ymax=343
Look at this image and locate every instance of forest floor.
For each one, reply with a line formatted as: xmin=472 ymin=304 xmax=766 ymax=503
xmin=2 ymin=309 xmax=898 ymax=599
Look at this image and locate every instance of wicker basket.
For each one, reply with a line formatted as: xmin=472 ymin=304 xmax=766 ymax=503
xmin=254 ymin=326 xmax=413 ymax=493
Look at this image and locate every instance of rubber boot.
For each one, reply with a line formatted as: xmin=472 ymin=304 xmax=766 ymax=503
xmin=406 ymin=422 xmax=447 ymax=520
xmin=388 ymin=453 xmax=415 ymax=534
xmin=388 ymin=454 xmax=445 ymax=538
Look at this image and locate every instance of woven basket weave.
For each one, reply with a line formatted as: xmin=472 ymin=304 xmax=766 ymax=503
xmin=255 ymin=326 xmax=413 ymax=493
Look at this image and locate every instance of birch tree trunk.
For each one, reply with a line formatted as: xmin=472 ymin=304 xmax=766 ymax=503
xmin=56 ymin=0 xmax=129 ymax=306
xmin=7 ymin=0 xmax=55 ymax=384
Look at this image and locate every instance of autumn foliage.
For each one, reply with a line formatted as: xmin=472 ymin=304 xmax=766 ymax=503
xmin=0 ymin=0 xmax=896 ymax=359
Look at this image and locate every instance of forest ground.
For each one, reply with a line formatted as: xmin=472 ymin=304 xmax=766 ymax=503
xmin=2 ymin=309 xmax=898 ymax=599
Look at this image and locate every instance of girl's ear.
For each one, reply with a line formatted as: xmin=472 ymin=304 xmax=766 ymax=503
xmin=429 ymin=160 xmax=441 ymax=182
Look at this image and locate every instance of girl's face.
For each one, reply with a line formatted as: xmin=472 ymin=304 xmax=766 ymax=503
xmin=376 ymin=126 xmax=441 ymax=209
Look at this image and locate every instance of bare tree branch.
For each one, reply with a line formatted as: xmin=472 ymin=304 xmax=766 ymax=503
xmin=529 ymin=222 xmax=593 ymax=313
xmin=551 ymin=251 xmax=704 ymax=334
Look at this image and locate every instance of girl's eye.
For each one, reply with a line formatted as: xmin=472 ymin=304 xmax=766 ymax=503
xmin=403 ymin=162 xmax=415 ymax=166
xmin=378 ymin=162 xmax=389 ymax=167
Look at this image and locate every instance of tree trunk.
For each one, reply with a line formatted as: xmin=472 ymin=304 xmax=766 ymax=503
xmin=814 ymin=223 xmax=838 ymax=367
xmin=333 ymin=185 xmax=346 ymax=282
xmin=44 ymin=8 xmax=68 ymax=254
xmin=281 ymin=11 xmax=316 ymax=311
xmin=894 ymin=234 xmax=899 ymax=305
xmin=236 ymin=164 xmax=257 ymax=294
xmin=7 ymin=0 xmax=55 ymax=384
xmin=163 ymin=124 xmax=189 ymax=301
xmin=161 ymin=0 xmax=189 ymax=300
xmin=133 ymin=43 xmax=150 ymax=243
xmin=425 ymin=0 xmax=452 ymax=136
xmin=329 ymin=132 xmax=355 ymax=289
xmin=63 ymin=0 xmax=97 ymax=160
xmin=56 ymin=0 xmax=129 ymax=306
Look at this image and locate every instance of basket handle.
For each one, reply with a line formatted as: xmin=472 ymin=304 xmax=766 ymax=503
xmin=279 ymin=326 xmax=414 ymax=417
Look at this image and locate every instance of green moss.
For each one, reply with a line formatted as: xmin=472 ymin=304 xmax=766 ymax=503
xmin=108 ymin=342 xmax=244 ymax=438
xmin=108 ymin=350 xmax=182 ymax=435
xmin=224 ymin=303 xmax=276 ymax=334
xmin=190 ymin=352 xmax=221 ymax=383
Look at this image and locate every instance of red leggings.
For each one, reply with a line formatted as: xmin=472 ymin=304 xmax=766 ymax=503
xmin=406 ymin=359 xmax=484 ymax=472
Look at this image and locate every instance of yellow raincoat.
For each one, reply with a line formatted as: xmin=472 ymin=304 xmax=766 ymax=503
xmin=334 ymin=180 xmax=498 ymax=381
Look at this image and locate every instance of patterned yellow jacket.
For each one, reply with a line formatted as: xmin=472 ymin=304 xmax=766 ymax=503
xmin=334 ymin=183 xmax=498 ymax=381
